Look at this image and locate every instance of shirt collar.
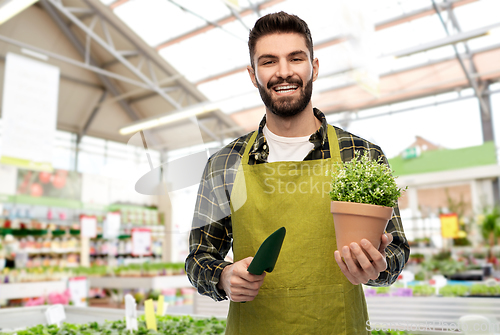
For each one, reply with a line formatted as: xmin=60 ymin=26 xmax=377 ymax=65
xmin=248 ymin=108 xmax=329 ymax=162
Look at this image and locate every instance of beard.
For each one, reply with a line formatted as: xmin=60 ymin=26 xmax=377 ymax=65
xmin=256 ymin=75 xmax=313 ymax=118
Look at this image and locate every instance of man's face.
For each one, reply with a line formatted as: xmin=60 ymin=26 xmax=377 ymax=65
xmin=248 ymin=33 xmax=319 ymax=117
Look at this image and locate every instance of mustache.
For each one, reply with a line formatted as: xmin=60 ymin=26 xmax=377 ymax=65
xmin=267 ymin=78 xmax=303 ymax=90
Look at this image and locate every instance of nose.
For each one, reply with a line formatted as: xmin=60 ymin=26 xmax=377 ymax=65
xmin=276 ymin=59 xmax=293 ymax=79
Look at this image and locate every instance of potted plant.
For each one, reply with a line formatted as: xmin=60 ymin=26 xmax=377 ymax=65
xmin=479 ymin=207 xmax=500 ymax=263
xmin=330 ymin=151 xmax=406 ymax=256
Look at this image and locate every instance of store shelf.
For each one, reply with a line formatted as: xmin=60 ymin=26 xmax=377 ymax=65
xmin=365 ymin=296 xmax=500 ymax=333
xmin=25 ymin=249 xmax=80 ymax=254
xmin=88 ymin=275 xmax=190 ymax=290
xmin=0 ymin=280 xmax=67 ymax=300
xmin=0 ymin=306 xmax=131 ymax=330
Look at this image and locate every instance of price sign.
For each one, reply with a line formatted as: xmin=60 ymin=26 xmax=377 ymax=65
xmin=45 ymin=304 xmax=66 ymax=326
xmin=103 ymin=212 xmax=121 ymax=239
xmin=132 ymin=228 xmax=152 ymax=256
xmin=80 ymin=215 xmax=97 ymax=238
xmin=68 ymin=277 xmax=88 ymax=307
xmin=440 ymin=213 xmax=459 ymax=238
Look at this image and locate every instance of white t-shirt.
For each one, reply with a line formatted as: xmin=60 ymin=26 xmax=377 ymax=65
xmin=263 ymin=125 xmax=315 ymax=163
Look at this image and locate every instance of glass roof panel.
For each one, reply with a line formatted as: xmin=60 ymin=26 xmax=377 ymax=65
xmin=466 ymin=33 xmax=500 ymax=51
xmin=198 ymin=71 xmax=255 ymax=102
xmin=315 ymin=44 xmax=356 ymax=76
xmin=113 ymin=0 xmax=207 ymax=47
xmin=159 ymin=23 xmax=248 ymax=83
xmin=175 ymin=0 xmax=232 ymax=22
xmin=453 ymin=0 xmax=500 ymax=31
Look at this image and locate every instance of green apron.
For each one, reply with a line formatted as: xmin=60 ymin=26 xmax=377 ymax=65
xmin=226 ymin=125 xmax=370 ymax=335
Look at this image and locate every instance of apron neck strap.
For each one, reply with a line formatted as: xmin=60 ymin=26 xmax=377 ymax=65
xmin=327 ymin=124 xmax=341 ymax=162
xmin=242 ymin=124 xmax=341 ymax=164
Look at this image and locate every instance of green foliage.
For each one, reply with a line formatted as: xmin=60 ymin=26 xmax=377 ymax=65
xmin=411 ymin=285 xmax=435 ymax=296
xmin=420 ymin=258 xmax=465 ymax=277
xmin=371 ymin=330 xmax=408 ymax=335
xmin=480 ymin=207 xmax=500 ymax=243
xmin=419 ymin=251 xmax=465 ymax=278
xmin=470 ymin=284 xmax=500 ymax=296
xmin=438 ymin=285 xmax=469 ymax=297
xmin=0 ymin=315 xmax=226 ymax=335
xmin=375 ymin=287 xmax=391 ymax=294
xmin=330 ymin=151 xmax=406 ymax=208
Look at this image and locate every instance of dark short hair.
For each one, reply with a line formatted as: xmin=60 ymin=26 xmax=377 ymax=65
xmin=248 ymin=11 xmax=314 ymax=68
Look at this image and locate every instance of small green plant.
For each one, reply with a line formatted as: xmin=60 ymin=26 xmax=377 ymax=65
xmin=330 ymin=151 xmax=407 ymax=208
xmin=411 ymin=284 xmax=435 ymax=296
xmin=439 ymin=284 xmax=469 ymax=297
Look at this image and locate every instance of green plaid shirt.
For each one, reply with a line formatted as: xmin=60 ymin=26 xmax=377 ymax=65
xmin=186 ymin=108 xmax=410 ymax=301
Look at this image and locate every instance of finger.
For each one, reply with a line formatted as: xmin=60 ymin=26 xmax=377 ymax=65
xmin=361 ymin=239 xmax=387 ymax=273
xmin=350 ymin=243 xmax=378 ymax=279
xmin=378 ymin=233 xmax=393 ymax=252
xmin=243 ymin=271 xmax=267 ymax=283
xmin=230 ymin=275 xmax=264 ymax=291
xmin=341 ymin=246 xmax=367 ymax=282
xmin=334 ymin=250 xmax=360 ymax=285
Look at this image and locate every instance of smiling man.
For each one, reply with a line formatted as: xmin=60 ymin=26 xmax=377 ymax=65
xmin=185 ymin=12 xmax=409 ymax=335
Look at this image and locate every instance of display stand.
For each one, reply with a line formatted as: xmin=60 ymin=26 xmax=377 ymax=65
xmin=88 ymin=275 xmax=190 ymax=290
xmin=0 ymin=306 xmax=132 ymax=330
xmin=0 ymin=280 xmax=67 ymax=300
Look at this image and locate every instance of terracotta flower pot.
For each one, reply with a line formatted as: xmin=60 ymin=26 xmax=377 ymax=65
xmin=331 ymin=201 xmax=393 ymax=258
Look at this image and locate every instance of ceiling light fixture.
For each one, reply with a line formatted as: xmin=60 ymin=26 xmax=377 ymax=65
xmin=119 ymin=102 xmax=218 ymax=135
xmin=0 ymin=0 xmax=39 ymax=25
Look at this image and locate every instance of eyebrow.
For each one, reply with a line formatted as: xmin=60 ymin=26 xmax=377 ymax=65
xmin=257 ymin=50 xmax=308 ymax=62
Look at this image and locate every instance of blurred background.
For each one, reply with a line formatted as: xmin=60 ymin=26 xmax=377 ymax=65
xmin=0 ymin=0 xmax=500 ymax=331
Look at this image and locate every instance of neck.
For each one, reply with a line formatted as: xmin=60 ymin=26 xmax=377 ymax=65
xmin=265 ymin=104 xmax=321 ymax=137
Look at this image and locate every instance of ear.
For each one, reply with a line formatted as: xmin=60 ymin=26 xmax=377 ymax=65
xmin=312 ymin=58 xmax=319 ymax=82
xmin=247 ymin=65 xmax=258 ymax=88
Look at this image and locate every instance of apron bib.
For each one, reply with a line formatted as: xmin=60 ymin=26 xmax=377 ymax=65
xmin=226 ymin=125 xmax=370 ymax=335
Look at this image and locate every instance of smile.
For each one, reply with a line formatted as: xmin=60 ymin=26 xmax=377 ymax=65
xmin=273 ymin=85 xmax=299 ymax=94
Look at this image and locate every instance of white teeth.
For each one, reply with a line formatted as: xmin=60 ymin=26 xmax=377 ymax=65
xmin=275 ymin=85 xmax=298 ymax=92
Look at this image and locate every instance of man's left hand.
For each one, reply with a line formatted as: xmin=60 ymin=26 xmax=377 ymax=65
xmin=334 ymin=233 xmax=393 ymax=285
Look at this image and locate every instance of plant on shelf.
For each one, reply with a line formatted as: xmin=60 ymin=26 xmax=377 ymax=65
xmin=438 ymin=284 xmax=469 ymax=297
xmin=445 ymin=188 xmax=473 ymax=247
xmin=479 ymin=206 xmax=500 ymax=263
xmin=469 ymin=283 xmax=500 ymax=297
xmin=420 ymin=251 xmax=465 ymax=280
xmin=411 ymin=284 xmax=434 ymax=297
xmin=329 ymin=151 xmax=407 ymax=255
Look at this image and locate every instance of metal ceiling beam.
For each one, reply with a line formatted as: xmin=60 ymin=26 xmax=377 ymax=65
xmin=195 ymin=21 xmax=499 ymax=86
xmin=195 ymin=34 xmax=347 ymax=86
xmin=154 ymin=0 xmax=285 ymax=51
xmin=0 ymin=33 xmax=152 ymax=90
xmin=84 ymin=0 xmax=182 ymax=82
xmin=46 ymin=0 xmax=183 ymax=112
xmin=83 ymin=0 xmax=235 ymax=139
xmin=431 ymin=0 xmax=490 ymax=116
xmin=390 ymin=22 xmax=500 ymax=58
xmin=78 ymin=90 xmax=108 ymax=142
xmin=191 ymin=0 xmax=479 ymax=86
xmin=39 ymin=0 xmax=141 ymax=122
xmin=45 ymin=0 xmax=222 ymax=143
xmin=229 ymin=42 xmax=500 ymax=117
xmin=327 ymin=88 xmax=500 ymax=123
xmin=166 ymin=0 xmax=246 ymax=43
xmin=0 ymin=54 xmax=104 ymax=90
xmin=375 ymin=0 xmax=478 ymax=30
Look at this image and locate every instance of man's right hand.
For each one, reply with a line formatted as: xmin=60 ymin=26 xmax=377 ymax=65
xmin=217 ymin=256 xmax=266 ymax=302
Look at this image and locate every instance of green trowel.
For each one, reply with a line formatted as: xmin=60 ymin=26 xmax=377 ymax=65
xmin=247 ymin=227 xmax=286 ymax=275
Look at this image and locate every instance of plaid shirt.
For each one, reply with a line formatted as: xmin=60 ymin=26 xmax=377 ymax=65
xmin=185 ymin=108 xmax=410 ymax=301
